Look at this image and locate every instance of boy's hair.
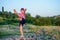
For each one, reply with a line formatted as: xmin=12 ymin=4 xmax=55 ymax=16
xmin=21 ymin=8 xmax=24 ymax=11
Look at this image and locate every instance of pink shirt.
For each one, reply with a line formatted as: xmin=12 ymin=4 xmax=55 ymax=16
xmin=19 ymin=13 xmax=25 ymax=19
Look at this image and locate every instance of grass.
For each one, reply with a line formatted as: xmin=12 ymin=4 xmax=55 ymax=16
xmin=25 ymin=24 xmax=60 ymax=40
xmin=0 ymin=24 xmax=60 ymax=40
xmin=0 ymin=25 xmax=20 ymax=38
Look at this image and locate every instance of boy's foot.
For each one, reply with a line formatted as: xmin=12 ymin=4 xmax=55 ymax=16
xmin=20 ymin=35 xmax=24 ymax=40
xmin=20 ymin=35 xmax=24 ymax=38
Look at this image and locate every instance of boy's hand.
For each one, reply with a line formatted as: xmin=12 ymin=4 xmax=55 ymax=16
xmin=25 ymin=9 xmax=27 ymax=11
xmin=13 ymin=9 xmax=16 ymax=13
xmin=13 ymin=9 xmax=19 ymax=17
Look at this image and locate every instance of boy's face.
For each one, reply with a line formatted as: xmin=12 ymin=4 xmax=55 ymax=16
xmin=21 ymin=10 xmax=25 ymax=13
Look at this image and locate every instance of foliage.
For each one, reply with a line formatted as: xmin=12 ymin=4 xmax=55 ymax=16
xmin=0 ymin=11 xmax=60 ymax=26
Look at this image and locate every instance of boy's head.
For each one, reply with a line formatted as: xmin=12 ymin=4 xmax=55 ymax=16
xmin=20 ymin=8 xmax=25 ymax=13
xmin=21 ymin=8 xmax=26 ymax=13
xmin=21 ymin=8 xmax=24 ymax=11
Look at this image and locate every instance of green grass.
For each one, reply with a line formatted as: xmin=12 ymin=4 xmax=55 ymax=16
xmin=0 ymin=24 xmax=60 ymax=40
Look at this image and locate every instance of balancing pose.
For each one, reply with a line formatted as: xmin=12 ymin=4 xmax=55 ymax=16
xmin=13 ymin=8 xmax=26 ymax=38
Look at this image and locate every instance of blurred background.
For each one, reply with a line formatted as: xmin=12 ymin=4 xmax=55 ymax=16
xmin=0 ymin=0 xmax=60 ymax=40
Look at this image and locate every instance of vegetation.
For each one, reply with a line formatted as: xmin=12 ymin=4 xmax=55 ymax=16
xmin=0 ymin=24 xmax=60 ymax=40
xmin=0 ymin=10 xmax=60 ymax=26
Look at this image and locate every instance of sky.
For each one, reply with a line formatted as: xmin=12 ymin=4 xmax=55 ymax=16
xmin=0 ymin=0 xmax=60 ymax=17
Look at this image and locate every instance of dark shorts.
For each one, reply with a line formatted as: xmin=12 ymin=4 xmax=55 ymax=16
xmin=19 ymin=18 xmax=26 ymax=26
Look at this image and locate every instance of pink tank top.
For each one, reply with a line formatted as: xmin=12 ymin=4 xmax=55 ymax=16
xmin=19 ymin=13 xmax=25 ymax=19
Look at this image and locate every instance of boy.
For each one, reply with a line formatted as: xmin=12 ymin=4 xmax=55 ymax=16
xmin=13 ymin=8 xmax=26 ymax=38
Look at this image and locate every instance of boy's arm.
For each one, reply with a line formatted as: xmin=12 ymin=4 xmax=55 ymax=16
xmin=24 ymin=9 xmax=27 ymax=15
xmin=25 ymin=9 xmax=27 ymax=12
xmin=13 ymin=9 xmax=19 ymax=17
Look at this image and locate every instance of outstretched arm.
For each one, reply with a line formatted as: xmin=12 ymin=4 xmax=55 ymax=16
xmin=13 ymin=9 xmax=19 ymax=17
xmin=24 ymin=9 xmax=27 ymax=16
xmin=25 ymin=9 xmax=27 ymax=13
xmin=25 ymin=9 xmax=27 ymax=11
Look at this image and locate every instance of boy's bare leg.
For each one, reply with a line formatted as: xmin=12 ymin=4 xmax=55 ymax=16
xmin=20 ymin=24 xmax=24 ymax=37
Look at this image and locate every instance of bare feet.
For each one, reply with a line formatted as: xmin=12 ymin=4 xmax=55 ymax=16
xmin=20 ymin=35 xmax=24 ymax=38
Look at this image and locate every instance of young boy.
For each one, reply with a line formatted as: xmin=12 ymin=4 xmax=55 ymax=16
xmin=13 ymin=8 xmax=26 ymax=37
